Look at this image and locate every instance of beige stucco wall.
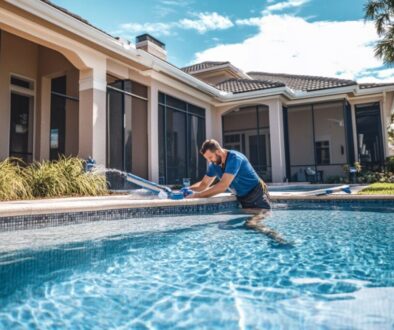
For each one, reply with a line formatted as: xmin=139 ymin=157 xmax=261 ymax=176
xmin=313 ymin=102 xmax=347 ymax=164
xmin=37 ymin=46 xmax=79 ymax=159
xmin=0 ymin=31 xmax=39 ymax=160
xmin=288 ymin=105 xmax=315 ymax=166
xmin=223 ymin=106 xmax=269 ymax=132
xmin=0 ymin=30 xmax=80 ymax=161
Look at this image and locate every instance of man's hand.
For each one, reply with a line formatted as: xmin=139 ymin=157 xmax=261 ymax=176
xmin=186 ymin=192 xmax=201 ymax=199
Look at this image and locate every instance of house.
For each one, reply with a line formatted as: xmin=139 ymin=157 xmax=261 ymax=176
xmin=1 ymin=0 xmax=393 ymax=185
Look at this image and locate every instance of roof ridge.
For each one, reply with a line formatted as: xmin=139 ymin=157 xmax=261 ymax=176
xmin=248 ymin=71 xmax=356 ymax=83
xmin=181 ymin=61 xmax=229 ymax=69
xmin=216 ymin=77 xmax=285 ymax=85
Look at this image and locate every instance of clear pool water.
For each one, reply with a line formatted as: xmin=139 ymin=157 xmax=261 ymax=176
xmin=0 ymin=205 xmax=393 ymax=329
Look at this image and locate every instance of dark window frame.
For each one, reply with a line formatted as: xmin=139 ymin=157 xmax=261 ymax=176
xmin=49 ymin=75 xmax=79 ymax=160
xmin=315 ymin=140 xmax=330 ymax=165
xmin=158 ymin=92 xmax=206 ymax=184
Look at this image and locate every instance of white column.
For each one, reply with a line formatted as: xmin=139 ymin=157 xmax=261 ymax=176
xmin=78 ymin=64 xmax=107 ymax=165
xmin=38 ymin=77 xmax=51 ymax=160
xmin=268 ymin=99 xmax=286 ymax=183
xmin=148 ymin=84 xmax=159 ymax=182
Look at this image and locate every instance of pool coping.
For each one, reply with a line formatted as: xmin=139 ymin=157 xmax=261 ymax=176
xmin=0 ymin=194 xmax=238 ymax=218
xmin=0 ymin=193 xmax=393 ymax=219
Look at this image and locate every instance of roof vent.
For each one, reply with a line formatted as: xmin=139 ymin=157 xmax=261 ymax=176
xmin=136 ymin=34 xmax=167 ymax=61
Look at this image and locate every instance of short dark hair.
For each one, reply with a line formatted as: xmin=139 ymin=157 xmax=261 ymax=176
xmin=200 ymin=139 xmax=222 ymax=154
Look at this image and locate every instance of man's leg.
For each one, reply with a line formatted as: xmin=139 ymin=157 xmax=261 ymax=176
xmin=242 ymin=208 xmax=287 ymax=244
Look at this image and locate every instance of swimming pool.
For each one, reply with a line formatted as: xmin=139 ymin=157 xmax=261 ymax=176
xmin=0 ymin=203 xmax=393 ymax=329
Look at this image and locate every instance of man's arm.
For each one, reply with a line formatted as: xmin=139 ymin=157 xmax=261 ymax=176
xmin=189 ymin=175 xmax=215 ymax=192
xmin=188 ymin=173 xmax=234 ymax=198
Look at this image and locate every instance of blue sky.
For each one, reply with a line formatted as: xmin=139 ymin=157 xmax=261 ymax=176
xmin=51 ymin=0 xmax=394 ymax=82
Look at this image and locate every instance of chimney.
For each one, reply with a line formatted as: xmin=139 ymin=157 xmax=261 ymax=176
xmin=136 ymin=34 xmax=167 ymax=61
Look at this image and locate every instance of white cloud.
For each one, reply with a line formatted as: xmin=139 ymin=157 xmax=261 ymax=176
xmin=179 ymin=12 xmax=234 ymax=33
xmin=376 ymin=68 xmax=394 ymax=79
xmin=236 ymin=17 xmax=263 ymax=26
xmin=194 ymin=15 xmax=394 ymax=83
xmin=263 ymin=0 xmax=310 ymax=15
xmin=118 ymin=12 xmax=234 ymax=38
xmin=120 ymin=22 xmax=174 ymax=36
xmin=159 ymin=0 xmax=190 ymax=5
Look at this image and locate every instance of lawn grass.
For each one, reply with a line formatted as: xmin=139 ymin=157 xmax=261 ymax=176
xmin=358 ymin=183 xmax=394 ymax=195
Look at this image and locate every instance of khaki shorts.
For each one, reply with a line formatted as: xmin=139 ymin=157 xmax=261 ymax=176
xmin=237 ymin=180 xmax=271 ymax=210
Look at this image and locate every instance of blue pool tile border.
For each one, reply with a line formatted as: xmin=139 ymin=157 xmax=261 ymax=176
xmin=0 ymin=201 xmax=240 ymax=232
xmin=1 ymin=198 xmax=393 ymax=232
xmin=272 ymin=198 xmax=394 ymax=210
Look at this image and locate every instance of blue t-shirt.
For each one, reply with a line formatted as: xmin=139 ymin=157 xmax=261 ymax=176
xmin=206 ymin=150 xmax=260 ymax=197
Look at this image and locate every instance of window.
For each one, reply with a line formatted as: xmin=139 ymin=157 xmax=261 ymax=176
xmin=9 ymin=75 xmax=35 ymax=163
xmin=315 ymin=141 xmax=330 ymax=165
xmin=158 ymin=92 xmax=206 ymax=184
xmin=11 ymin=76 xmax=34 ymax=90
xmin=224 ymin=134 xmax=242 ymax=151
xmin=9 ymin=93 xmax=34 ymax=163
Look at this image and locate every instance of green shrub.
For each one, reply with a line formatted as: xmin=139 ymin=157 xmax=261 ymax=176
xmin=55 ymin=157 xmax=107 ymax=196
xmin=356 ymin=171 xmax=394 ymax=184
xmin=0 ymin=157 xmax=108 ymax=201
xmin=386 ymin=156 xmax=394 ymax=172
xmin=0 ymin=158 xmax=32 ymax=200
xmin=26 ymin=160 xmax=69 ymax=198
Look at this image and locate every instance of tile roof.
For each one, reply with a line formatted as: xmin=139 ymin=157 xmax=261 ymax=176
xmin=359 ymin=82 xmax=394 ymax=89
xmin=182 ymin=61 xmax=230 ymax=74
xmin=39 ymin=0 xmax=114 ymax=37
xmin=215 ymin=78 xmax=285 ymax=94
xmin=247 ymin=71 xmax=357 ymax=92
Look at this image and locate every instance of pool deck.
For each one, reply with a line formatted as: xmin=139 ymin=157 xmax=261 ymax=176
xmin=0 ymin=189 xmax=393 ymax=218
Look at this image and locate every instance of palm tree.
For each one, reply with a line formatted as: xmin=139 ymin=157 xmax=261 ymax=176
xmin=364 ymin=0 xmax=394 ymax=64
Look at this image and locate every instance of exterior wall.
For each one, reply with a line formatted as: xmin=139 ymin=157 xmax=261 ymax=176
xmin=37 ymin=46 xmax=79 ymax=160
xmin=0 ymin=31 xmax=39 ymax=160
xmin=0 ymin=30 xmax=80 ymax=162
xmin=223 ymin=107 xmax=269 ymax=131
xmin=313 ymin=102 xmax=347 ymax=165
xmin=288 ymin=106 xmax=315 ymax=166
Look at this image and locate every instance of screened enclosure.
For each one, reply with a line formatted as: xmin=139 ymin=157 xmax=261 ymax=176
xmin=158 ymin=92 xmax=206 ymax=185
xmin=222 ymin=105 xmax=272 ymax=182
xmin=106 ymin=77 xmax=148 ymax=179
xmin=285 ymin=101 xmax=354 ymax=182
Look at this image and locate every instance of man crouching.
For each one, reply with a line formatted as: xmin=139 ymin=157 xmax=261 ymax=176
xmin=187 ymin=139 xmax=285 ymax=244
